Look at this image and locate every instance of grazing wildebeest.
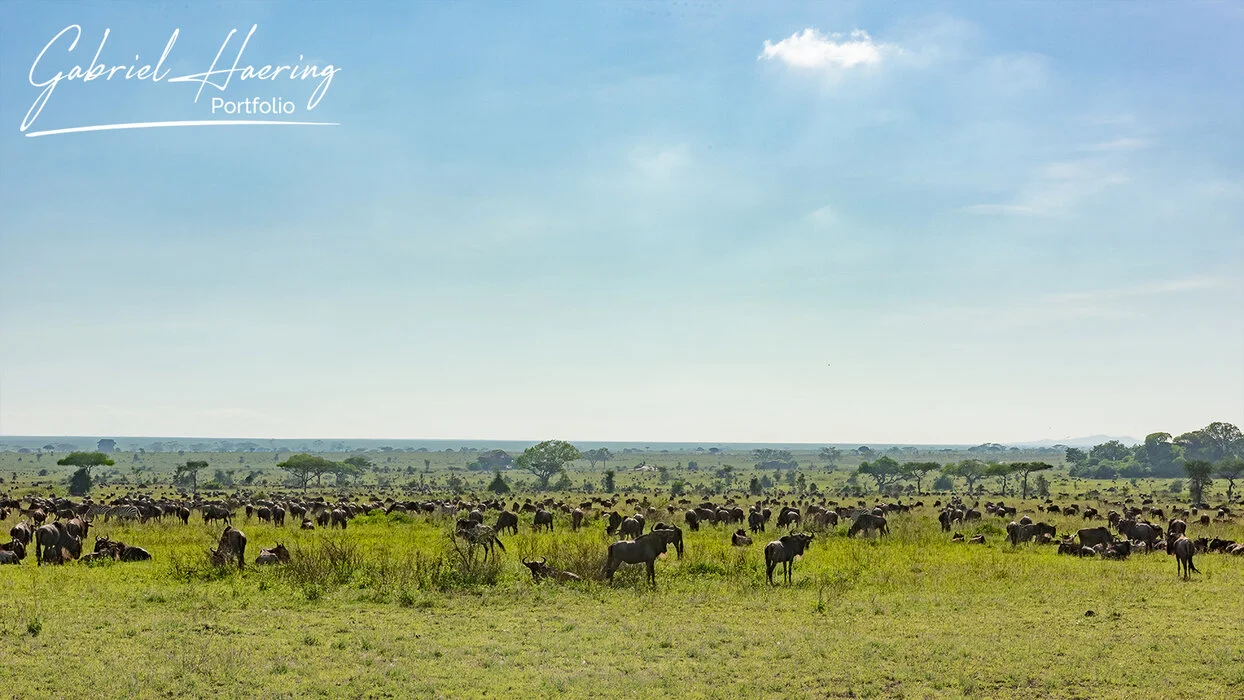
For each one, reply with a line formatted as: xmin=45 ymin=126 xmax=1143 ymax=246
xmin=35 ymin=522 xmax=80 ymax=565
xmin=620 ymin=516 xmax=644 ymax=540
xmin=9 ymin=521 xmax=33 ymax=546
xmin=1007 ymin=521 xmax=1056 ymax=545
xmin=1168 ymin=534 xmax=1199 ymax=579
xmin=456 ymin=523 xmax=506 ymax=562
xmin=272 ymin=505 xmax=286 ymax=527
xmin=316 ymin=510 xmax=331 ymax=527
xmin=604 ymin=511 xmax=623 ymax=536
xmin=255 ymin=543 xmax=291 ymax=565
xmin=732 ymin=529 xmax=752 ymax=546
xmin=330 ymin=508 xmax=348 ymax=530
xmin=257 ymin=506 xmax=272 ymax=524
xmin=494 ymin=510 xmax=519 ymax=536
xmin=522 ymin=557 xmax=581 ymax=582
xmin=0 ymin=550 xmax=20 ymax=565
xmin=1199 ymin=514 xmax=1211 ymax=526
xmin=848 ymin=513 xmax=888 ymax=537
xmin=210 ymin=526 xmax=247 ymax=569
xmin=533 ymin=509 xmax=554 ymax=533
xmin=776 ymin=507 xmax=801 ymax=530
xmin=748 ymin=510 xmax=766 ymax=533
xmin=571 ymin=508 xmax=584 ymax=531
xmin=202 ymin=505 xmax=232 ymax=526
xmin=764 ymin=532 xmax=813 ymax=585
xmin=1117 ymin=519 xmax=1159 ymax=551
xmin=684 ymin=510 xmax=700 ymax=532
xmin=604 ymin=532 xmax=669 ymax=585
xmin=1077 ymin=527 xmax=1114 ymax=549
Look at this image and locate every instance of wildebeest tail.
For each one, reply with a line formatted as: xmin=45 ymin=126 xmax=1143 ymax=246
xmin=493 ymin=536 xmax=506 ymax=552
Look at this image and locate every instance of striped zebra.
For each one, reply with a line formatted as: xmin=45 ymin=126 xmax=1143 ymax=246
xmin=84 ymin=503 xmax=110 ymax=520
xmin=105 ymin=505 xmax=141 ymax=522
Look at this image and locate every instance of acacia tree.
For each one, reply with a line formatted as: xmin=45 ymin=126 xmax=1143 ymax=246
xmin=1015 ymin=461 xmax=1055 ymax=500
xmin=58 ymin=451 xmax=114 ymax=496
xmin=899 ymin=461 xmax=940 ymax=495
xmin=516 ymin=440 xmax=582 ymax=490
xmin=583 ymin=448 xmax=613 ymax=469
xmin=819 ymin=447 xmax=841 ymax=469
xmin=278 ymin=454 xmax=339 ymax=492
xmin=174 ymin=460 xmax=209 ymax=492
xmin=944 ymin=459 xmax=986 ymax=496
xmin=1184 ymin=460 xmax=1214 ymax=505
xmin=857 ymin=456 xmax=901 ymax=493
xmin=1216 ymin=458 xmax=1243 ymax=502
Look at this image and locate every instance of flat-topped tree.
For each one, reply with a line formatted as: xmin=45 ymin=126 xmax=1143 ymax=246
xmin=1015 ymin=461 xmax=1054 ymax=500
xmin=174 ymin=460 xmax=208 ymax=493
xmin=58 ymin=451 xmax=114 ymax=496
xmin=516 ymin=440 xmax=581 ymax=490
xmin=278 ymin=454 xmax=340 ymax=492
xmin=900 ymin=461 xmax=940 ymax=495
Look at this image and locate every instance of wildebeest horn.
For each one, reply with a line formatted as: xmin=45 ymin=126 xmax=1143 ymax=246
xmin=538 ymin=557 xmax=546 ymax=565
xmin=522 ymin=558 xmax=530 ymax=565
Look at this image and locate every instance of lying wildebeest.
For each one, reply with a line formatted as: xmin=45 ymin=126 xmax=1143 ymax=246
xmin=495 ymin=510 xmax=519 ymax=536
xmin=94 ymin=535 xmax=152 ymax=562
xmin=522 ymin=557 xmax=581 ymax=582
xmin=455 ymin=523 xmax=506 ymax=562
xmin=533 ymin=509 xmax=554 ymax=533
xmin=210 ymin=526 xmax=247 ymax=569
xmin=604 ymin=532 xmax=669 ymax=585
xmin=1007 ymin=521 xmax=1056 ymax=546
xmin=0 ymin=540 xmax=26 ymax=564
xmin=969 ymin=535 xmax=986 ymax=545
xmin=732 ymin=529 xmax=752 ymax=546
xmin=764 ymin=532 xmax=813 ymax=585
xmin=1168 ymin=534 xmax=1199 ymax=579
xmin=848 ymin=513 xmax=888 ymax=537
xmin=951 ymin=533 xmax=965 ymax=543
xmin=1077 ymin=527 xmax=1114 ymax=549
xmin=301 ymin=518 xmax=315 ymax=530
xmin=255 ymin=543 xmax=291 ymax=565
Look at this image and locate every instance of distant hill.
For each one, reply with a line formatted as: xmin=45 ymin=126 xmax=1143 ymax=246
xmin=1009 ymin=435 xmax=1141 ymax=448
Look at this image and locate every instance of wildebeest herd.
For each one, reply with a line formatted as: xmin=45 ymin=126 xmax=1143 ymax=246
xmin=0 ymin=491 xmax=1239 ymax=585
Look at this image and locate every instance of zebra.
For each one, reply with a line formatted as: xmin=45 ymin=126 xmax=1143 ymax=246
xmin=83 ymin=504 xmax=110 ymax=520
xmin=105 ymin=505 xmax=141 ymax=522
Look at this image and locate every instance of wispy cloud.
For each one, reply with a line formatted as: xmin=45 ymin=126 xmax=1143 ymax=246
xmin=629 ymin=144 xmax=690 ymax=181
xmin=961 ymin=158 xmax=1130 ymax=218
xmin=1081 ymin=137 xmax=1148 ymax=152
xmin=1044 ymin=277 xmax=1228 ymax=306
xmin=759 ymin=29 xmax=900 ymax=74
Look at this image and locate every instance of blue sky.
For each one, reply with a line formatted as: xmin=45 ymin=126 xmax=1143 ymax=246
xmin=1 ymin=1 xmax=1241 ymax=444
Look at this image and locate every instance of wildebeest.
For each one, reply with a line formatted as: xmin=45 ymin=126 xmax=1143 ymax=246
xmin=764 ymin=532 xmax=813 ymax=585
xmin=1007 ymin=521 xmax=1056 ymax=546
xmin=1168 ymin=534 xmax=1199 ymax=579
xmin=521 ymin=557 xmax=581 ymax=582
xmin=604 ymin=511 xmax=623 ymax=536
xmin=748 ymin=510 xmax=766 ymax=533
xmin=271 ymin=505 xmax=286 ymax=527
xmin=732 ymin=529 xmax=752 ymax=546
xmin=177 ymin=506 xmax=191 ymax=525
xmin=94 ymin=536 xmax=151 ymax=562
xmin=255 ymin=543 xmax=291 ymax=565
xmin=210 ymin=526 xmax=247 ymax=569
xmin=0 ymin=540 xmax=26 ymax=564
xmin=848 ymin=513 xmax=888 ymax=537
xmin=1167 ymin=519 xmax=1186 ymax=536
xmin=1077 ymin=527 xmax=1114 ymax=549
xmin=604 ymin=532 xmax=669 ymax=585
xmin=9 ymin=521 xmax=33 ymax=546
xmin=533 ymin=509 xmax=554 ymax=533
xmin=456 ymin=523 xmax=506 ymax=562
xmin=1117 ymin=519 xmax=1159 ymax=551
xmin=651 ymin=523 xmax=684 ymax=558
xmin=35 ymin=521 xmax=81 ymax=565
xmin=494 ymin=510 xmax=519 ymax=536
xmin=571 ymin=508 xmax=584 ymax=531
xmin=619 ymin=515 xmax=644 ymax=540
xmin=300 ymin=518 xmax=315 ymax=530
xmin=330 ymin=508 xmax=348 ymax=530
xmin=776 ymin=507 xmax=802 ymax=530
xmin=969 ymin=534 xmax=986 ymax=545
xmin=684 ymin=510 xmax=700 ymax=531
xmin=202 ymin=504 xmax=232 ymax=526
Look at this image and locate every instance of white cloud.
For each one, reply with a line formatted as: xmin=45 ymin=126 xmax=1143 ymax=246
xmin=759 ymin=29 xmax=898 ymax=73
xmin=1082 ymin=137 xmax=1148 ymax=152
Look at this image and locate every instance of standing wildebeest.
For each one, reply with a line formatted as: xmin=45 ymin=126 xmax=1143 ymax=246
xmin=776 ymin=507 xmax=801 ymax=530
xmin=533 ymin=509 xmax=554 ymax=533
xmin=651 ymin=523 xmax=684 ymax=558
xmin=271 ymin=505 xmax=286 ymax=527
xmin=684 ymin=510 xmax=700 ymax=532
xmin=1167 ymin=519 xmax=1186 ymax=536
xmin=1168 ymin=534 xmax=1199 ymax=579
xmin=202 ymin=505 xmax=232 ymax=526
xmin=495 ymin=510 xmax=519 ymax=536
xmin=257 ymin=506 xmax=272 ymax=524
xmin=732 ymin=529 xmax=752 ymax=546
xmin=1117 ymin=519 xmax=1159 ymax=551
xmin=177 ymin=506 xmax=191 ymax=525
xmin=1077 ymin=527 xmax=1114 ymax=549
xmin=456 ymin=523 xmax=506 ymax=563
xmin=619 ymin=516 xmax=644 ymax=540
xmin=210 ymin=526 xmax=247 ymax=569
xmin=748 ymin=510 xmax=766 ymax=533
xmin=330 ymin=508 xmax=348 ymax=530
xmin=604 ymin=532 xmax=669 ymax=585
xmin=35 ymin=522 xmax=81 ymax=565
xmin=9 ymin=521 xmax=33 ymax=546
xmin=764 ymin=532 xmax=814 ymax=585
xmin=604 ymin=511 xmax=623 ymax=536
xmin=522 ymin=557 xmax=581 ymax=582
xmin=848 ymin=513 xmax=888 ymax=537
xmin=1007 ymin=521 xmax=1056 ymax=545
xmin=571 ymin=508 xmax=584 ymax=531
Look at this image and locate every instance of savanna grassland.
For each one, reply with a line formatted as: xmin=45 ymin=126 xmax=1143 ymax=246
xmin=0 ymin=445 xmax=1241 ymax=699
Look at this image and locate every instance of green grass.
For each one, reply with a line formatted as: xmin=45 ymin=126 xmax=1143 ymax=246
xmin=1 ymin=503 xmax=1241 ymax=698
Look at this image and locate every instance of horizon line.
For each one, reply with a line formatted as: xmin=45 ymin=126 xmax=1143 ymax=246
xmin=23 ymin=120 xmax=341 ymax=138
